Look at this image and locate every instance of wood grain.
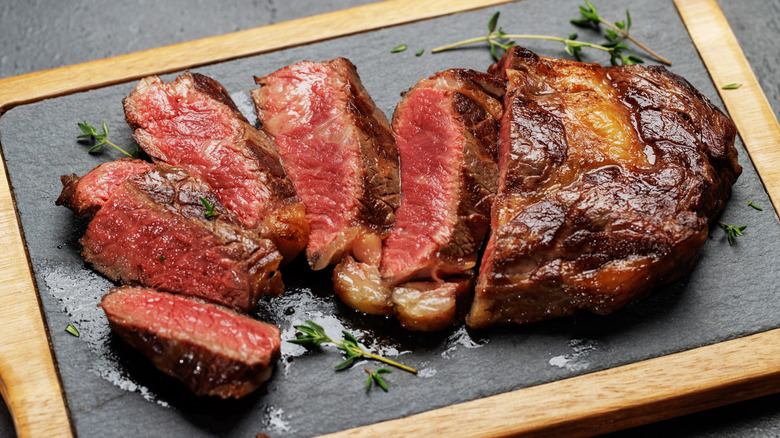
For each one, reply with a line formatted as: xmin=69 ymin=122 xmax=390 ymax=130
xmin=0 ymin=154 xmax=71 ymax=437
xmin=0 ymin=0 xmax=778 ymax=437
xmin=323 ymin=328 xmax=780 ymax=437
xmin=676 ymin=0 xmax=780 ymax=213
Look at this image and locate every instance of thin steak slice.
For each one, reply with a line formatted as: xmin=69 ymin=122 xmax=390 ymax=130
xmin=123 ymin=72 xmax=308 ymax=263
xmin=82 ymin=165 xmax=283 ymax=312
xmin=381 ymin=69 xmax=504 ymax=286
xmin=469 ymin=47 xmax=742 ymax=328
xmin=56 ymin=158 xmax=153 ymax=219
xmin=101 ymin=286 xmax=281 ymax=399
xmin=251 ymin=58 xmax=400 ymax=270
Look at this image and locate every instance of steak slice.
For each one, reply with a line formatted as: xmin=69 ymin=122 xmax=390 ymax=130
xmin=251 ymin=58 xmax=400 ymax=270
xmin=123 ymin=72 xmax=308 ymax=263
xmin=101 ymin=286 xmax=281 ymax=399
xmin=82 ymin=165 xmax=283 ymax=312
xmin=56 ymin=158 xmax=153 ymax=219
xmin=380 ymin=69 xmax=503 ymax=285
xmin=469 ymin=47 xmax=742 ymax=328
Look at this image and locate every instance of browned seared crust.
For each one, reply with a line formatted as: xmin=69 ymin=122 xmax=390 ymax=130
xmin=469 ymin=47 xmax=741 ymax=328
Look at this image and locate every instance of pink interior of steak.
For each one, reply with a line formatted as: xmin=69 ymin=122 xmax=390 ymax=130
xmin=381 ymin=87 xmax=462 ymax=282
xmin=101 ymin=287 xmax=280 ymax=364
xmin=84 ymin=180 xmax=271 ymax=311
xmin=126 ymin=76 xmax=273 ymax=229
xmin=255 ymin=62 xmax=362 ymax=262
xmin=57 ymin=158 xmax=153 ymax=217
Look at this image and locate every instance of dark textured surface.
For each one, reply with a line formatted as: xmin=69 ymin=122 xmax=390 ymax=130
xmin=1 ymin=1 xmax=779 ymax=437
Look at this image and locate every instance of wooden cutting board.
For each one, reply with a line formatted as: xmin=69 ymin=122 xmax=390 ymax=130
xmin=0 ymin=0 xmax=779 ymax=436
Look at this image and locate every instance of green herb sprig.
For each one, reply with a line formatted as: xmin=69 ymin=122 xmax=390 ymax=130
xmin=722 ymin=83 xmax=742 ymax=90
xmin=365 ymin=368 xmax=392 ymax=392
xmin=748 ymin=200 xmax=763 ymax=211
xmin=433 ymin=11 xmax=640 ymax=65
xmin=391 ymin=44 xmax=407 ymax=53
xmin=289 ymin=320 xmax=417 ymax=374
xmin=78 ymin=121 xmax=141 ymax=158
xmin=199 ymin=197 xmax=220 ymax=220
xmin=570 ymin=0 xmax=671 ymax=65
xmin=719 ymin=222 xmax=746 ymax=246
xmin=433 ymin=2 xmax=668 ymax=67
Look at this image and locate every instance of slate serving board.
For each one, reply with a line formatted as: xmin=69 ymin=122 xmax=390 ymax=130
xmin=1 ymin=0 xmax=779 ymax=436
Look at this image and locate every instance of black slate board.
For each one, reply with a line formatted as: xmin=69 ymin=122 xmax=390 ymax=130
xmin=1 ymin=0 xmax=779 ymax=436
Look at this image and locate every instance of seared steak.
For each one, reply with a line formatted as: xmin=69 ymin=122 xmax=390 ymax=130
xmin=251 ymin=58 xmax=400 ymax=270
xmin=82 ymin=165 xmax=283 ymax=312
xmin=123 ymin=72 xmax=308 ymax=263
xmin=332 ymin=69 xmax=502 ymax=330
xmin=101 ymin=287 xmax=281 ymax=399
xmin=380 ymin=69 xmax=503 ymax=286
xmin=56 ymin=158 xmax=153 ymax=219
xmin=468 ymin=47 xmax=741 ymax=328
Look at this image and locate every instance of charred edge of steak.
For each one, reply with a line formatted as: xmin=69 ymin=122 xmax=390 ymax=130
xmin=82 ymin=165 xmax=283 ymax=312
xmin=56 ymin=173 xmax=85 ymax=213
xmin=101 ymin=287 xmax=281 ymax=399
xmin=381 ymin=69 xmax=502 ymax=285
xmin=56 ymin=158 xmax=154 ymax=219
xmin=341 ymin=58 xmax=401 ymax=234
xmin=469 ymin=47 xmax=740 ymax=328
xmin=189 ymin=72 xmax=248 ymax=122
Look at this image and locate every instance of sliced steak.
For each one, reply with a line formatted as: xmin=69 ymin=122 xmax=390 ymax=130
xmin=82 ymin=165 xmax=282 ymax=312
xmin=251 ymin=58 xmax=400 ymax=270
xmin=56 ymin=158 xmax=153 ymax=219
xmin=469 ymin=47 xmax=741 ymax=328
xmin=123 ymin=72 xmax=308 ymax=263
xmin=332 ymin=69 xmax=502 ymax=331
xmin=381 ymin=69 xmax=503 ymax=285
xmin=101 ymin=286 xmax=281 ymax=399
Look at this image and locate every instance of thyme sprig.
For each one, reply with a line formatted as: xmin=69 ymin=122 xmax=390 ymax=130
xmin=199 ymin=197 xmax=219 ymax=220
xmin=289 ymin=320 xmax=417 ymax=374
xmin=432 ymin=11 xmax=644 ymax=65
xmin=77 ymin=121 xmax=141 ymax=158
xmin=719 ymin=222 xmax=746 ymax=246
xmin=365 ymin=368 xmax=392 ymax=392
xmin=570 ymin=0 xmax=671 ymax=65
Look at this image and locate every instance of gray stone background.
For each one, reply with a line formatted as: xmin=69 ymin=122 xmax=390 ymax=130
xmin=0 ymin=0 xmax=778 ymax=437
